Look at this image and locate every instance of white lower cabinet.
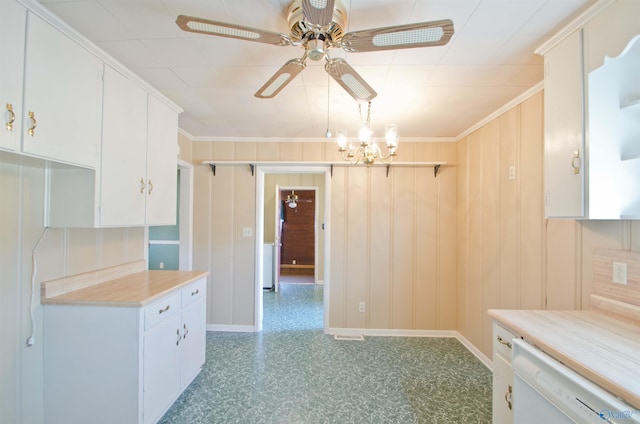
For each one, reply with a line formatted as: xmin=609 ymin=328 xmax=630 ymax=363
xmin=43 ymin=277 xmax=207 ymax=424
xmin=492 ymin=322 xmax=518 ymax=424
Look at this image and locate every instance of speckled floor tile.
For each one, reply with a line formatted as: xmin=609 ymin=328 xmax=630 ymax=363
xmin=158 ymin=284 xmax=492 ymax=424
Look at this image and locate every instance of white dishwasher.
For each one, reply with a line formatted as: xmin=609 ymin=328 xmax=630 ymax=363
xmin=512 ymin=338 xmax=640 ymax=424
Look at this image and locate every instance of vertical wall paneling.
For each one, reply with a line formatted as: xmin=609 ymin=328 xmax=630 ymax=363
xmin=346 ymin=168 xmax=368 ymax=327
xmin=369 ymin=166 xmax=392 ymax=329
xmin=519 ymin=93 xmax=545 ymax=309
xmin=437 ymin=144 xmax=457 ymax=330
xmin=329 ymin=166 xmax=347 ymax=328
xmin=499 ymin=107 xmax=520 ymax=309
xmin=481 ymin=119 xmax=500 ymax=354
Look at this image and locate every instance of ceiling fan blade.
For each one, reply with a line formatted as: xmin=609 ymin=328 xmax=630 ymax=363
xmin=176 ymin=15 xmax=291 ymax=46
xmin=302 ymin=0 xmax=336 ymax=27
xmin=341 ymin=19 xmax=454 ymax=52
xmin=255 ymin=58 xmax=306 ymax=99
xmin=325 ymin=58 xmax=377 ymax=102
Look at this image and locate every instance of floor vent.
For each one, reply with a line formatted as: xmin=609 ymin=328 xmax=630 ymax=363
xmin=333 ymin=334 xmax=364 ymax=341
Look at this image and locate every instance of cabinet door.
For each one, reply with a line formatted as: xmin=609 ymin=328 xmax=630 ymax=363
xmin=100 ymin=66 xmax=148 ymax=226
xmin=0 ymin=0 xmax=26 ymax=152
xmin=544 ymin=30 xmax=585 ymax=218
xmin=146 ymin=96 xmax=178 ymax=225
xmin=492 ymin=353 xmax=514 ymax=424
xmin=143 ymin=312 xmax=182 ymax=424
xmin=180 ymin=298 xmax=206 ymax=389
xmin=22 ymin=12 xmax=102 ymax=168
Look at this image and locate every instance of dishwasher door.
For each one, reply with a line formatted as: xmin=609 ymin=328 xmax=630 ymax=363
xmin=512 ymin=339 xmax=640 ymax=424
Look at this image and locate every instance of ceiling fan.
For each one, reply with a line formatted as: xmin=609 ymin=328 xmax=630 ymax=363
xmin=284 ymin=190 xmax=312 ymax=209
xmin=176 ymin=0 xmax=454 ymax=102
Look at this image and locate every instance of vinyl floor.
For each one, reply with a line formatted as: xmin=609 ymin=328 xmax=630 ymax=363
xmin=158 ymin=283 xmax=492 ymax=423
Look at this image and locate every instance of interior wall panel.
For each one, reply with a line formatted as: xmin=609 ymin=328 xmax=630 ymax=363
xmin=369 ymin=167 xmax=392 ymax=329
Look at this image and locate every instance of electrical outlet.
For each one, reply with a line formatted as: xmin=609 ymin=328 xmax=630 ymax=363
xmin=242 ymin=227 xmax=252 ymax=237
xmin=358 ymin=302 xmax=365 ymax=313
xmin=159 ymin=262 xmax=164 ymax=269
xmin=509 ymin=165 xmax=516 ymax=180
xmin=613 ymin=262 xmax=627 ymax=285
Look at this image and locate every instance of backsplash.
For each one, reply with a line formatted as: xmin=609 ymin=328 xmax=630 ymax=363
xmin=592 ymin=248 xmax=640 ymax=323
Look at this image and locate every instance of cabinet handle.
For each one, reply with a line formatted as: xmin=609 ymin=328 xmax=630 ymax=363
xmin=147 ymin=179 xmax=154 ymax=195
xmin=571 ymin=150 xmax=580 ymax=175
xmin=27 ymin=111 xmax=37 ymax=136
xmin=176 ymin=329 xmax=181 ymax=346
xmin=496 ymin=335 xmax=512 ymax=349
xmin=5 ymin=104 xmax=15 ymax=131
xmin=183 ymin=323 xmax=189 ymax=339
xmin=139 ymin=178 xmax=146 ymax=194
xmin=505 ymin=384 xmax=513 ymax=410
xmin=191 ymin=289 xmax=199 ymax=296
xmin=158 ymin=304 xmax=170 ymax=314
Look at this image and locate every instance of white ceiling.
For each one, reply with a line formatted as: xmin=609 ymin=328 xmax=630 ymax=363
xmin=38 ymin=0 xmax=596 ymax=141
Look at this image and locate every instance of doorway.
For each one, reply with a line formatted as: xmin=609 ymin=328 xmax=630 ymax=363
xmin=275 ymin=187 xmax=317 ymax=291
xmin=254 ymin=166 xmax=331 ymax=333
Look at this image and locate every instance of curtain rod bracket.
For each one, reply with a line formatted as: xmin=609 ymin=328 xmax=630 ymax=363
xmin=386 ymin=164 xmax=391 ymax=178
xmin=434 ymin=164 xmax=441 ymax=178
xmin=250 ymin=164 xmax=255 ymax=176
xmin=330 ymin=164 xmax=333 ymax=178
xmin=209 ymin=164 xmax=216 ymax=176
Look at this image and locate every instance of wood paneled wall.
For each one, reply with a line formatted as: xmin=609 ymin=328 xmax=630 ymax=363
xmin=192 ymin=140 xmax=457 ymax=330
xmin=456 ymin=92 xmax=545 ymax=357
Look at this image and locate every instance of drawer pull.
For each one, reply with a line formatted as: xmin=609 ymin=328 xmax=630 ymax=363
xmin=139 ymin=178 xmax=146 ymax=194
xmin=27 ymin=111 xmax=37 ymax=136
xmin=147 ymin=179 xmax=154 ymax=195
xmin=191 ymin=289 xmax=199 ymax=296
xmin=505 ymin=384 xmax=513 ymax=410
xmin=183 ymin=323 xmax=189 ymax=339
xmin=5 ymin=103 xmax=15 ymax=131
xmin=158 ymin=305 xmax=170 ymax=314
xmin=497 ymin=335 xmax=512 ymax=349
xmin=176 ymin=329 xmax=181 ymax=346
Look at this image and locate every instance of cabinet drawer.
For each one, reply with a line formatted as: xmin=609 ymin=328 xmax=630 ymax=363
xmin=144 ymin=291 xmax=181 ymax=330
xmin=182 ymin=278 xmax=206 ymax=308
xmin=493 ymin=322 xmax=517 ymax=362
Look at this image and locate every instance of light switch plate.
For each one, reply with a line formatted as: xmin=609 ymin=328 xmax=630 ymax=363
xmin=242 ymin=227 xmax=252 ymax=237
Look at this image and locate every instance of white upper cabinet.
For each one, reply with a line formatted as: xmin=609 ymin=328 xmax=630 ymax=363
xmin=543 ymin=30 xmax=585 ymax=218
xmin=0 ymin=0 xmax=26 ymax=152
xmin=146 ymin=96 xmax=179 ymax=226
xmin=100 ymin=66 xmax=178 ymax=227
xmin=22 ymin=11 xmax=103 ymax=168
xmin=47 ymin=66 xmax=179 ymax=228
xmin=541 ymin=0 xmax=640 ymax=219
xmin=100 ymin=66 xmax=149 ymax=226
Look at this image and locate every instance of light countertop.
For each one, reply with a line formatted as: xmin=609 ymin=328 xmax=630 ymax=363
xmin=489 ymin=309 xmax=640 ymax=409
xmin=42 ymin=269 xmax=209 ymax=307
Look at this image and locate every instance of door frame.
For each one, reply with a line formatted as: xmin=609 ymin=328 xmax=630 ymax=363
xmin=178 ymin=159 xmax=193 ymax=270
xmin=254 ymin=165 xmax=331 ymax=333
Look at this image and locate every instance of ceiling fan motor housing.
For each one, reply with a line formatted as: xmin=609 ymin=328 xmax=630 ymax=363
xmin=287 ymin=0 xmax=347 ymax=45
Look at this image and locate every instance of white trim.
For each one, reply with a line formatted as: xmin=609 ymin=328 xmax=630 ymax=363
xmin=534 ymin=0 xmax=616 ymax=56
xmin=456 ymin=81 xmax=544 ymax=140
xmin=206 ymin=324 xmax=257 ymax=333
xmin=329 ymin=328 xmax=493 ymax=370
xmin=148 ymin=240 xmax=179 ymax=245
xmin=178 ymin=160 xmax=194 ymax=271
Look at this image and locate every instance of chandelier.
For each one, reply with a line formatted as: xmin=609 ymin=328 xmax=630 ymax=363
xmin=336 ymin=102 xmax=399 ymax=166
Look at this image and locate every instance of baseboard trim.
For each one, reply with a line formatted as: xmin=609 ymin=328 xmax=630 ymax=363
xmin=454 ymin=332 xmax=493 ymax=370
